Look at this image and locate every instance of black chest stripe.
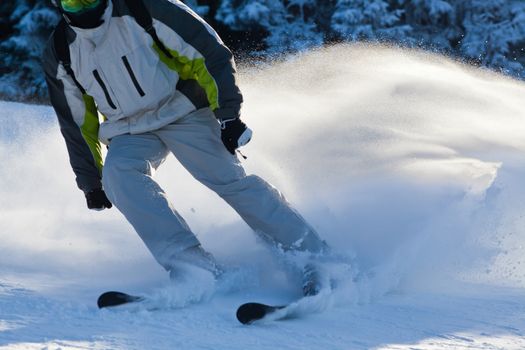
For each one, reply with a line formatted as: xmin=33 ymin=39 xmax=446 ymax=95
xmin=93 ymin=69 xmax=117 ymax=109
xmin=122 ymin=56 xmax=146 ymax=97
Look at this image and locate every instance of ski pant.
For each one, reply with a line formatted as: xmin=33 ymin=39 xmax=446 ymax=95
xmin=102 ymin=108 xmax=326 ymax=270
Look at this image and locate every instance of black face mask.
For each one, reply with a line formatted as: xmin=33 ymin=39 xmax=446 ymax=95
xmin=62 ymin=0 xmax=108 ymax=29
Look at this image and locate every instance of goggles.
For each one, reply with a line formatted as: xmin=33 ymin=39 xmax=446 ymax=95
xmin=59 ymin=0 xmax=101 ymax=13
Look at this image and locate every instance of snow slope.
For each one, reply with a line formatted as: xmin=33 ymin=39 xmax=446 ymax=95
xmin=1 ymin=44 xmax=525 ymax=349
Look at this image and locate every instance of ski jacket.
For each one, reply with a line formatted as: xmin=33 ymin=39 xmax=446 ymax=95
xmin=42 ymin=0 xmax=243 ymax=193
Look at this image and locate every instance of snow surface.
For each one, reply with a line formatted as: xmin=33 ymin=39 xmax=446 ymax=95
xmin=2 ymin=44 xmax=525 ymax=349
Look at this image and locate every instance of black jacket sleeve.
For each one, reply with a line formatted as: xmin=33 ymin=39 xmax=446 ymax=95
xmin=144 ymin=0 xmax=244 ymax=121
xmin=42 ymin=34 xmax=104 ymax=193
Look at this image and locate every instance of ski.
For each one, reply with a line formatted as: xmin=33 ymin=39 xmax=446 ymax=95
xmin=236 ymin=302 xmax=287 ymax=324
xmin=97 ymin=291 xmax=145 ymax=309
xmin=236 ymin=263 xmax=329 ymax=324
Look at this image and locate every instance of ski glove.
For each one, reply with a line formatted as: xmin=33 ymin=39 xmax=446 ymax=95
xmin=220 ymin=118 xmax=252 ymax=155
xmin=85 ymin=188 xmax=112 ymax=211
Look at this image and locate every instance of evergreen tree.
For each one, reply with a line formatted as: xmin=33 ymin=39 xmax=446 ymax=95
xmin=461 ymin=0 xmax=525 ymax=77
xmin=1 ymin=0 xmax=524 ymax=103
xmin=331 ymin=0 xmax=411 ymax=42
xmin=0 ymin=1 xmax=20 ymax=91
xmin=0 ymin=1 xmax=19 ymax=43
xmin=312 ymin=0 xmax=337 ymax=41
xmin=398 ymin=0 xmax=462 ymax=50
xmin=0 ymin=0 xmax=59 ymax=102
xmin=215 ymin=0 xmax=323 ymax=53
xmin=267 ymin=0 xmax=324 ymax=52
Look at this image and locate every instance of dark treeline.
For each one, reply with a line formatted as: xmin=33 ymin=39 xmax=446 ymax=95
xmin=1 ymin=0 xmax=524 ymax=103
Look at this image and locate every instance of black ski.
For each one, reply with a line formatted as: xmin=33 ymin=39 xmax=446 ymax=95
xmin=97 ymin=291 xmax=144 ymax=309
xmin=236 ymin=263 xmax=327 ymax=324
xmin=236 ymin=302 xmax=287 ymax=324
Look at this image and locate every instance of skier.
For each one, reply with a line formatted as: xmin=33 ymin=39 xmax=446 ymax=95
xmin=43 ymin=0 xmax=328 ymax=295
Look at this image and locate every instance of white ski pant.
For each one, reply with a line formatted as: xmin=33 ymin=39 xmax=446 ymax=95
xmin=102 ymin=108 xmax=326 ymax=270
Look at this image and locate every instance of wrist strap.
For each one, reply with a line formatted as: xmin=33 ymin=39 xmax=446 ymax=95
xmin=220 ymin=118 xmax=238 ymax=130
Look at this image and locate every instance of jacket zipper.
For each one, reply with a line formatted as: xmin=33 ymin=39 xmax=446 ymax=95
xmin=122 ymin=56 xmax=146 ymax=97
xmin=93 ymin=69 xmax=117 ymax=110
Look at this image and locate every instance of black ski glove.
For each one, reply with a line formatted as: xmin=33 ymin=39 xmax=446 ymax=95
xmin=220 ymin=118 xmax=252 ymax=155
xmin=85 ymin=188 xmax=112 ymax=210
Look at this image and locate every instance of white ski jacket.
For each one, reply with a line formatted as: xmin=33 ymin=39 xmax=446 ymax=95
xmin=42 ymin=0 xmax=243 ymax=193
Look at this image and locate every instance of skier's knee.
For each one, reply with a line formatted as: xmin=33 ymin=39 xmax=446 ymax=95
xmin=211 ymin=174 xmax=268 ymax=197
xmin=104 ymin=154 xmax=150 ymax=179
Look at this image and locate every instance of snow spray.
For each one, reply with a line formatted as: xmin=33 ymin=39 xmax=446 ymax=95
xmin=2 ymin=44 xmax=525 ymax=301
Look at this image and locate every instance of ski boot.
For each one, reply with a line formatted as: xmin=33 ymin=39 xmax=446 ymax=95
xmin=169 ymin=244 xmax=223 ymax=280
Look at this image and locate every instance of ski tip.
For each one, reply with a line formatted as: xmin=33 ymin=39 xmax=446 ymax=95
xmin=97 ymin=291 xmax=143 ymax=309
xmin=236 ymin=302 xmax=282 ymax=325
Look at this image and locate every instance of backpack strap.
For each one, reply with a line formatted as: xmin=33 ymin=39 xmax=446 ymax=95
xmin=54 ymin=19 xmax=87 ymax=94
xmin=124 ymin=0 xmax=174 ymax=59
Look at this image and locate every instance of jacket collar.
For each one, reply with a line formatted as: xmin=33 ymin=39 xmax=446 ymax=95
xmin=70 ymin=0 xmax=113 ymax=47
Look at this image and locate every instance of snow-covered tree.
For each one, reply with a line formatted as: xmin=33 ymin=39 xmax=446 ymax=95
xmin=312 ymin=0 xmax=337 ymax=40
xmin=216 ymin=0 xmax=324 ymax=53
xmin=0 ymin=0 xmax=59 ymax=102
xmin=400 ymin=0 xmax=461 ymax=49
xmin=0 ymin=1 xmax=18 ymax=42
xmin=1 ymin=0 xmax=524 ymax=103
xmin=461 ymin=0 xmax=525 ymax=77
xmin=267 ymin=0 xmax=324 ymax=52
xmin=331 ymin=0 xmax=411 ymax=42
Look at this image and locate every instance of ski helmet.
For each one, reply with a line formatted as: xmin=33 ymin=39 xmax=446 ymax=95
xmin=52 ymin=0 xmax=108 ymax=29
